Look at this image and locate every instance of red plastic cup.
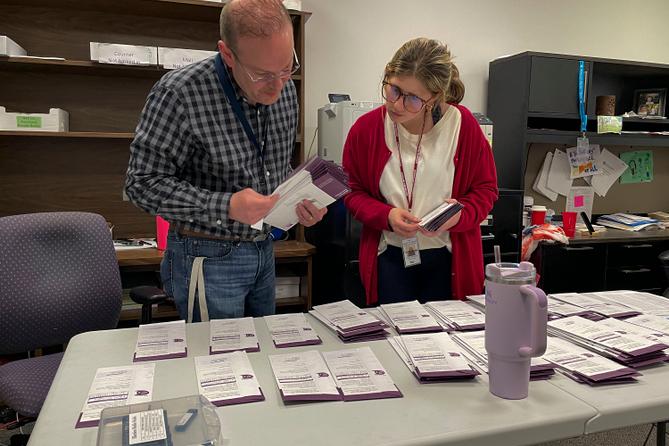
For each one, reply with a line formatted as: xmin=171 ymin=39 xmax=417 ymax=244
xmin=530 ymin=205 xmax=547 ymax=226
xmin=156 ymin=216 xmax=170 ymax=250
xmin=562 ymin=211 xmax=577 ymax=237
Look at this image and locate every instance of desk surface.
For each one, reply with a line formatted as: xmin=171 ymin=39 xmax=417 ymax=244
xmin=115 ymin=241 xmax=316 ymax=267
xmin=569 ymin=228 xmax=669 ymax=244
xmin=29 ymin=318 xmax=598 ymax=446
xmin=548 ymin=364 xmax=669 ymax=434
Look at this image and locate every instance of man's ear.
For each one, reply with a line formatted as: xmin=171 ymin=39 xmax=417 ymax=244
xmin=217 ymin=40 xmax=234 ymax=66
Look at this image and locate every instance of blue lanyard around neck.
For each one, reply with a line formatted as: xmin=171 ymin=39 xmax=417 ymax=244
xmin=214 ymin=53 xmax=269 ymax=164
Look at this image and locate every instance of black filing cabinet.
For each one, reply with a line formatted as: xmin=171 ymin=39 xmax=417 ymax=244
xmin=532 ymin=243 xmax=606 ymax=294
xmin=606 ymin=241 xmax=669 ymax=294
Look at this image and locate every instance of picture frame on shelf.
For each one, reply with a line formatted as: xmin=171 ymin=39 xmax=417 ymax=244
xmin=633 ymin=88 xmax=666 ymax=117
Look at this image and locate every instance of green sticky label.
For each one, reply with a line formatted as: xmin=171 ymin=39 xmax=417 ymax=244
xmin=16 ymin=116 xmax=43 ymax=128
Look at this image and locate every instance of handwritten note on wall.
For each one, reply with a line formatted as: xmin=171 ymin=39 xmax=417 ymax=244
xmin=619 ymin=151 xmax=653 ymax=184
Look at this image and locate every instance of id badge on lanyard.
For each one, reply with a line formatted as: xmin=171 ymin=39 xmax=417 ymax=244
xmin=394 ymin=121 xmax=423 ymax=268
xmin=402 ymin=236 xmax=421 ymax=267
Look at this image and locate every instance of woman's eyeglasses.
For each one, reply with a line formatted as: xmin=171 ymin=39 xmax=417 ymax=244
xmin=231 ymin=48 xmax=300 ymax=83
xmin=382 ymin=81 xmax=432 ymax=113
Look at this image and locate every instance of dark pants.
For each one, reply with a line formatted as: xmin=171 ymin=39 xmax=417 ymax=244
xmin=377 ymin=245 xmax=453 ymax=304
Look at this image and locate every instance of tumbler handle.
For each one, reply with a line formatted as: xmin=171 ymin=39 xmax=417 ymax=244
xmin=518 ymin=285 xmax=548 ymax=357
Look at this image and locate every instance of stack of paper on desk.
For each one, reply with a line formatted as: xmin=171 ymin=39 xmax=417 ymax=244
xmin=451 ymin=331 xmax=556 ymax=380
xmin=549 ymin=292 xmax=640 ymax=319
xmin=424 ymin=300 xmax=484 ymax=331
xmin=264 ymin=313 xmax=322 ymax=348
xmin=548 ymin=316 xmax=669 ymax=368
xmin=195 ymin=351 xmax=264 ymax=406
xmin=310 ymin=300 xmax=388 ymax=342
xmin=418 ymin=202 xmax=464 ymax=231
xmin=209 ymin=317 xmax=259 ymax=354
xmin=76 ymin=363 xmax=155 ymax=428
xmin=269 ymin=350 xmax=340 ymax=401
xmin=133 ymin=320 xmax=187 ymax=362
xmin=542 ymin=337 xmax=640 ymax=385
xmin=378 ymin=300 xmax=443 ymax=334
xmin=596 ymin=213 xmax=666 ymax=232
xmin=321 ymin=347 xmax=402 ymax=401
xmin=388 ymin=333 xmax=480 ymax=382
xmin=261 ymin=156 xmax=350 ymax=231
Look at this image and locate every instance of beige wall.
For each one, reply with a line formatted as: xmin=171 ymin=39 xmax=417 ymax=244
xmin=301 ymin=0 xmax=669 ymax=213
xmin=301 ymin=0 xmax=669 ymax=148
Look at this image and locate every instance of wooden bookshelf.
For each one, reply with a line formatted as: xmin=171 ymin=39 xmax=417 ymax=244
xmin=0 ymin=0 xmax=310 ymax=239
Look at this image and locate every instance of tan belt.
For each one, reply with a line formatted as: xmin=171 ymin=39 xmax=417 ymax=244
xmin=178 ymin=228 xmax=269 ymax=242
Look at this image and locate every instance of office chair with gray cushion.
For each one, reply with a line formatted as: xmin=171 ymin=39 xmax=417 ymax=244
xmin=0 ymin=212 xmax=122 ymax=417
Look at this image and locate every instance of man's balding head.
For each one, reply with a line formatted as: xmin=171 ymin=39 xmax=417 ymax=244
xmin=220 ymin=0 xmax=293 ymax=52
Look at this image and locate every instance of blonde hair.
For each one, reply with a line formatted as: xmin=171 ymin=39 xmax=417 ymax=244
xmin=384 ymin=38 xmax=465 ymax=104
xmin=220 ymin=0 xmax=292 ymax=52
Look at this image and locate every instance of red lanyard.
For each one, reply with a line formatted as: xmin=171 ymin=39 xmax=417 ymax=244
xmin=393 ymin=122 xmax=425 ymax=212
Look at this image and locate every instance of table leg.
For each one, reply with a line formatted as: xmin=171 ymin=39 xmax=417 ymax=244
xmin=658 ymin=421 xmax=667 ymax=446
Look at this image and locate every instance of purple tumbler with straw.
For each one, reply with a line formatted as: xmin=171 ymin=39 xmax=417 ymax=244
xmin=484 ymin=261 xmax=547 ymax=399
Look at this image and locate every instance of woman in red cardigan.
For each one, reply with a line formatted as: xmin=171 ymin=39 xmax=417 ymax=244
xmin=343 ymin=38 xmax=498 ymax=306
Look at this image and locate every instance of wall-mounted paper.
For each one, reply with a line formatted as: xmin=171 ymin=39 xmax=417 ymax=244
xmin=567 ymin=144 xmax=601 ymax=179
xmin=591 ymin=149 xmax=628 ymax=197
xmin=532 ymin=151 xmax=559 ymax=201
xmin=566 ymin=186 xmax=595 ymax=222
xmin=619 ymin=151 xmax=653 ymax=184
xmin=546 ymin=150 xmax=572 ymax=197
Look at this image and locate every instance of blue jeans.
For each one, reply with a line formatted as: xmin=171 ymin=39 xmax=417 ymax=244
xmin=160 ymin=231 xmax=276 ymax=321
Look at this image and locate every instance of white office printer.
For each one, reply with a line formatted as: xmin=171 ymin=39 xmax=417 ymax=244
xmin=317 ymin=97 xmax=380 ymax=163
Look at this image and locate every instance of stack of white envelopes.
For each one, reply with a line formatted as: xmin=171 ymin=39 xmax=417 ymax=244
xmin=378 ymin=300 xmax=443 ymax=334
xmin=269 ymin=347 xmax=402 ymax=402
xmin=542 ymin=336 xmax=640 ymax=385
xmin=310 ymin=300 xmax=388 ymax=342
xmin=209 ymin=317 xmax=259 ymax=354
xmin=418 ymin=202 xmax=464 ymax=231
xmin=451 ymin=330 xmax=556 ymax=380
xmin=388 ymin=332 xmax=480 ymax=382
xmin=261 ymin=156 xmax=350 ymax=231
xmin=548 ymin=316 xmax=669 ymax=368
xmin=264 ymin=313 xmax=322 ymax=348
xmin=425 ymin=300 xmax=484 ymax=331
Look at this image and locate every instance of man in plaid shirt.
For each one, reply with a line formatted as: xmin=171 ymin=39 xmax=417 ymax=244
xmin=125 ymin=0 xmax=325 ymax=321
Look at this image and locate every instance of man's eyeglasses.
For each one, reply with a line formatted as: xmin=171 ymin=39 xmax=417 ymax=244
xmin=231 ymin=48 xmax=300 ymax=83
xmin=382 ymin=81 xmax=432 ymax=113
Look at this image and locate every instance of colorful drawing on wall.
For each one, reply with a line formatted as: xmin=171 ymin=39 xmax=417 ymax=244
xmin=619 ymin=151 xmax=653 ymax=184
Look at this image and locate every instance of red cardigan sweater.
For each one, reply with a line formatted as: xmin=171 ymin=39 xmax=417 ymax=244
xmin=343 ymin=105 xmax=498 ymax=305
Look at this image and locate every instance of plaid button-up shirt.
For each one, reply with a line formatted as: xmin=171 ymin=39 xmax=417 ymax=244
xmin=125 ymin=55 xmax=298 ymax=239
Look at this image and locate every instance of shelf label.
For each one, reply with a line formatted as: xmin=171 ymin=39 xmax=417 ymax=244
xmin=16 ymin=116 xmax=42 ymax=128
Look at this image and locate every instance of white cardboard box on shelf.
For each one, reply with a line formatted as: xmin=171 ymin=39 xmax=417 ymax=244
xmin=157 ymin=47 xmax=217 ymax=70
xmin=275 ymin=276 xmax=301 ymax=300
xmin=283 ymin=0 xmax=302 ymax=10
xmin=0 ymin=106 xmax=69 ymax=132
xmin=90 ymin=42 xmax=158 ymax=66
xmin=0 ymin=35 xmax=27 ymax=57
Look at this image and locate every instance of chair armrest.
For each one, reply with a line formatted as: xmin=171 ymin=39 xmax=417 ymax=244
xmin=129 ymin=286 xmax=168 ymax=306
